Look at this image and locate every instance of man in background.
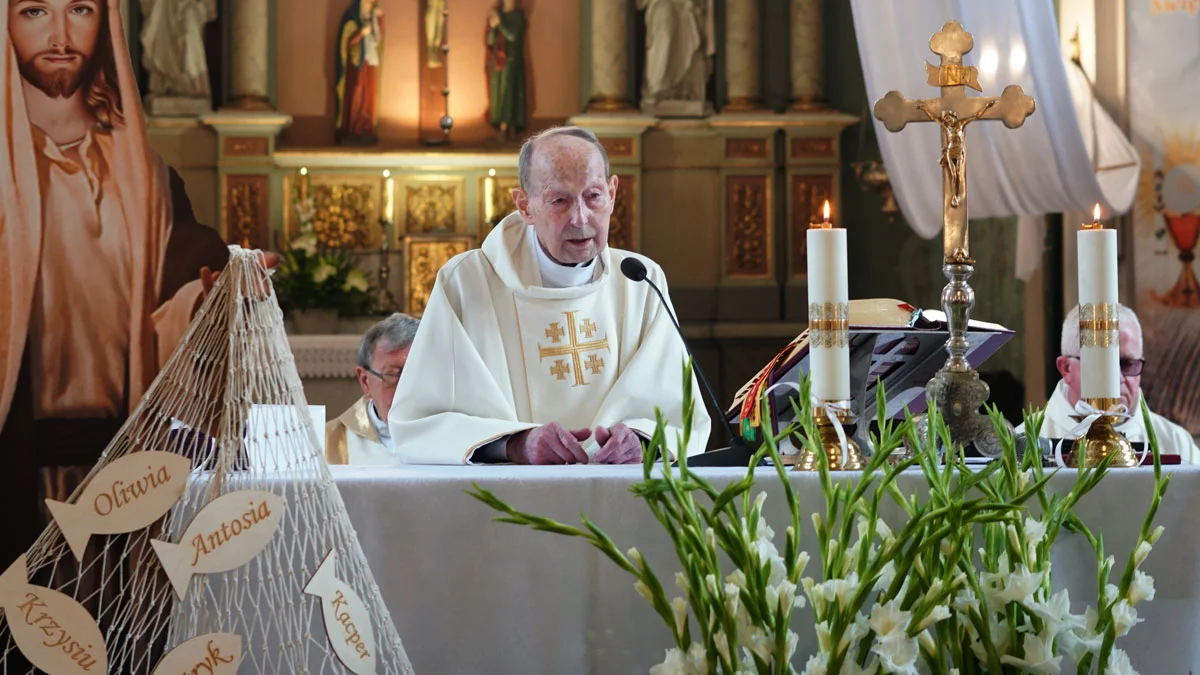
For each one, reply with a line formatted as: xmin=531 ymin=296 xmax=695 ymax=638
xmin=326 ymin=313 xmax=419 ymax=464
xmin=1018 ymin=304 xmax=1199 ymax=462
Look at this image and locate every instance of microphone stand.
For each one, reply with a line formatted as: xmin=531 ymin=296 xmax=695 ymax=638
xmin=631 ymin=269 xmax=762 ymax=468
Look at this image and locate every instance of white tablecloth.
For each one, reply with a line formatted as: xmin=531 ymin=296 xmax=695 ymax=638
xmin=331 ymin=464 xmax=1200 ymax=674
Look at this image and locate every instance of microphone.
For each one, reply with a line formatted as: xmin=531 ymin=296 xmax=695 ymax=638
xmin=619 ymin=258 xmax=758 ymax=466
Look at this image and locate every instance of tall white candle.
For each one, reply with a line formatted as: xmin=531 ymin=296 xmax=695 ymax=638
xmin=1077 ymin=204 xmax=1120 ymax=402
xmin=298 ymin=167 xmax=309 ymax=203
xmin=484 ymin=168 xmax=497 ymax=223
xmin=807 ymin=201 xmax=850 ymax=401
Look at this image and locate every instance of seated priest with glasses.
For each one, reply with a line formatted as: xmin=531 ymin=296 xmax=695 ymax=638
xmin=325 ymin=313 xmax=420 ymax=464
xmin=1017 ymin=304 xmax=1199 ymax=462
xmin=388 ymin=126 xmax=709 ymax=464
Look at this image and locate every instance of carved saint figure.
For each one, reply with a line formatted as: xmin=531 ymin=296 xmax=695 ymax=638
xmin=638 ymin=0 xmax=714 ymax=110
xmin=139 ymin=0 xmax=217 ymax=101
xmin=487 ymin=0 xmax=526 ymax=141
xmin=917 ymin=99 xmax=997 ymax=207
xmin=336 ymin=0 xmax=384 ymax=145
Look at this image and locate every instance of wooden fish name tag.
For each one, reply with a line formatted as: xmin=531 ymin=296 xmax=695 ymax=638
xmin=151 ymin=633 xmax=242 ymax=675
xmin=0 ymin=555 xmax=108 ymax=674
xmin=45 ymin=452 xmax=192 ymax=562
xmin=151 ymin=490 xmax=285 ymax=600
xmin=303 ymin=550 xmax=378 ymax=675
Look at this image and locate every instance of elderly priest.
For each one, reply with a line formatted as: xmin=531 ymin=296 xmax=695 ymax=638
xmin=389 ymin=126 xmax=710 ymax=464
xmin=1018 ymin=304 xmax=1199 ymax=462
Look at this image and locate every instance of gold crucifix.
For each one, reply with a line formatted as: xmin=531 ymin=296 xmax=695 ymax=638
xmin=537 ymin=311 xmax=610 ymax=387
xmin=873 ymin=21 xmax=1036 ymax=264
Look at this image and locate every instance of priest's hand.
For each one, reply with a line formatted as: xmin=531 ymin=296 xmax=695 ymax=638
xmin=506 ymin=422 xmax=592 ymax=465
xmin=592 ymin=423 xmax=642 ymax=464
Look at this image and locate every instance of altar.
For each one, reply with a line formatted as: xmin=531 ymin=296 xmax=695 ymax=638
xmin=332 ymin=464 xmax=1200 ymax=674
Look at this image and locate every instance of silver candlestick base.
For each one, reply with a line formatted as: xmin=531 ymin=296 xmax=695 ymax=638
xmin=925 ymin=260 xmax=1009 ymax=456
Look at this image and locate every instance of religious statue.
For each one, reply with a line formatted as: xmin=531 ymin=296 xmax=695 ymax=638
xmin=487 ymin=0 xmax=527 ymax=141
xmin=638 ymin=0 xmax=715 ymax=116
xmin=336 ymin=0 xmax=385 ymax=146
xmin=139 ymin=0 xmax=217 ymax=115
xmin=425 ymin=0 xmax=447 ymax=67
xmin=916 ymin=99 xmax=997 ymax=207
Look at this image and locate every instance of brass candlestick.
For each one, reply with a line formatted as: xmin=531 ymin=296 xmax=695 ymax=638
xmin=1064 ymin=397 xmax=1138 ymax=468
xmin=794 ymin=402 xmax=864 ymax=471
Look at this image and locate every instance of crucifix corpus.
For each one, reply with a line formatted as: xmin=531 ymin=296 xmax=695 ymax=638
xmin=873 ymin=21 xmax=1036 ymax=454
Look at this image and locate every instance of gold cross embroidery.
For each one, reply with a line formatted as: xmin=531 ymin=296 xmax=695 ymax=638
xmin=549 ymin=359 xmax=570 ymax=381
xmin=537 ymin=311 xmax=610 ymax=386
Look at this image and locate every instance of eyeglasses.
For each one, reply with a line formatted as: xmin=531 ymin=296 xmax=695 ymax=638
xmin=1066 ymin=356 xmax=1144 ymax=377
xmin=363 ymin=366 xmax=403 ymax=387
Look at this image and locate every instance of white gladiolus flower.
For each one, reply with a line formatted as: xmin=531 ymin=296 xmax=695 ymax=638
xmin=1017 ymin=468 xmax=1032 ymax=490
xmin=627 ymin=547 xmax=644 ymax=564
xmin=1104 ymin=583 xmax=1120 ymax=605
xmin=1128 ymin=570 xmax=1156 ymax=605
xmin=871 ymin=632 xmax=920 ymax=675
xmin=1106 ymin=648 xmax=1138 ymax=675
xmin=744 ymin=626 xmax=774 ymax=663
xmin=649 ymin=647 xmax=688 ymax=675
xmin=635 ymin=580 xmax=654 ymax=603
xmin=868 ymin=600 xmax=911 ymax=640
xmin=917 ymin=605 xmax=951 ymax=632
xmin=803 ymin=654 xmax=828 ymax=675
xmin=1007 ymin=524 xmax=1023 ymax=556
xmin=999 ymin=633 xmax=1063 ymax=674
xmin=1112 ymin=599 xmax=1143 ymax=637
xmin=1149 ymin=525 xmax=1165 ymax=544
xmin=998 ymin=564 xmax=1044 ymax=605
xmin=775 ymin=580 xmax=798 ymax=613
xmin=726 ymin=569 xmax=747 ymax=590
xmin=675 ymin=572 xmax=688 ymax=592
xmin=1024 ymin=517 xmax=1047 ymax=545
xmin=951 ymin=586 xmax=979 ymax=615
xmin=290 ymin=233 xmax=318 ymax=255
xmin=312 ymin=262 xmax=337 ymax=284
xmin=342 ymin=269 xmax=369 ymax=293
xmin=796 ymin=550 xmax=811 ymax=576
xmin=917 ymin=628 xmax=936 ymax=654
xmin=713 ymin=631 xmax=731 ymax=663
xmin=753 ymin=490 xmax=768 ymax=512
xmin=671 ymin=596 xmax=688 ymax=635
xmin=876 ymin=560 xmax=897 ymax=593
xmin=1133 ymin=541 xmax=1153 ymax=568
xmin=685 ymin=643 xmax=707 ymax=673
xmin=1029 ymin=588 xmax=1085 ymax=642
xmin=814 ymin=621 xmax=833 ymax=653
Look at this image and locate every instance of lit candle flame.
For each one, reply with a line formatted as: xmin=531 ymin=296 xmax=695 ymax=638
xmin=1093 ymin=203 xmax=1101 ymax=223
xmin=383 ymin=169 xmax=391 ymax=179
xmin=823 ymin=200 xmax=831 ymax=223
xmin=300 ymin=167 xmax=308 ymax=176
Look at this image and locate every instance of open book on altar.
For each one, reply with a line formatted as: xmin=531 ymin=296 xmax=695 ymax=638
xmin=727 ymin=299 xmax=1014 ymax=441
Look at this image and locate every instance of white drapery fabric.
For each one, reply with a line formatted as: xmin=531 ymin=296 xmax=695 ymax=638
xmin=850 ymin=0 xmax=1139 ymax=278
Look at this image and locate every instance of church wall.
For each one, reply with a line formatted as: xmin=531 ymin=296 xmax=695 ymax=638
xmin=276 ymin=0 xmax=581 ymax=147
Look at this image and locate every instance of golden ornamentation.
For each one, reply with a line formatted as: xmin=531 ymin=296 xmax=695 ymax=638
xmin=609 ymin=176 xmax=636 ymax=251
xmin=407 ymin=184 xmax=457 ymax=233
xmin=1065 ymin=400 xmax=1138 ymax=468
xmin=792 ymin=404 xmax=864 ymax=471
xmin=545 ymin=322 xmax=565 ymax=343
xmin=727 ymin=177 xmax=769 ymax=276
xmin=404 ymin=237 xmax=471 ymax=316
xmin=579 ymin=319 xmax=597 ymax=338
xmin=791 ymin=175 xmax=833 ymax=276
xmin=227 ymin=180 xmax=263 ymax=250
xmin=480 ymin=175 xmax=520 ymax=237
xmin=311 ymin=183 xmax=377 ymax=249
xmin=808 ymin=302 xmax=849 ymax=348
xmin=1080 ymin=303 xmax=1119 ymax=348
xmin=924 ymin=62 xmax=981 ymax=91
xmin=536 ymin=311 xmax=610 ymax=387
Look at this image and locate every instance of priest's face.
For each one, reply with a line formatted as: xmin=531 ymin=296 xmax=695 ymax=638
xmin=515 ymin=135 xmax=619 ymax=265
xmin=1057 ymin=322 xmax=1143 ymax=410
xmin=357 ymin=343 xmax=411 ymax=420
xmin=9 ymin=0 xmax=101 ymax=99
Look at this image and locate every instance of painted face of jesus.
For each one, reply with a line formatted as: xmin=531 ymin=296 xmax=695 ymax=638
xmin=9 ymin=0 xmax=102 ymax=98
xmin=515 ymin=134 xmax=618 ymax=265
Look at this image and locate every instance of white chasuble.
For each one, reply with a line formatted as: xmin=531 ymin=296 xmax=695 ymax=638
xmin=389 ymin=213 xmax=711 ymax=464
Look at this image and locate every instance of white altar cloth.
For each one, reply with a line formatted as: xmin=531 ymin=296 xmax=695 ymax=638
xmin=331 ymin=464 xmax=1200 ymax=674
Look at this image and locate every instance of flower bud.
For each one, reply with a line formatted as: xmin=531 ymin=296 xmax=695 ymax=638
xmin=1133 ymin=541 xmax=1153 ymax=569
xmin=1149 ymin=526 xmax=1165 ymax=545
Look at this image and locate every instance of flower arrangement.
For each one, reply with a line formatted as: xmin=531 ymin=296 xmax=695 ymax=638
xmin=469 ymin=364 xmax=1170 ymax=674
xmin=274 ymin=196 xmax=376 ymax=317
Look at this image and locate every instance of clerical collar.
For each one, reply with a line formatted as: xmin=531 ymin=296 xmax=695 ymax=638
xmin=367 ymin=399 xmax=392 ymax=447
xmin=528 ymin=226 xmax=597 ymax=288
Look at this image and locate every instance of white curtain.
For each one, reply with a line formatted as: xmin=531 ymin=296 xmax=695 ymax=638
xmin=850 ymin=0 xmax=1139 ymax=277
